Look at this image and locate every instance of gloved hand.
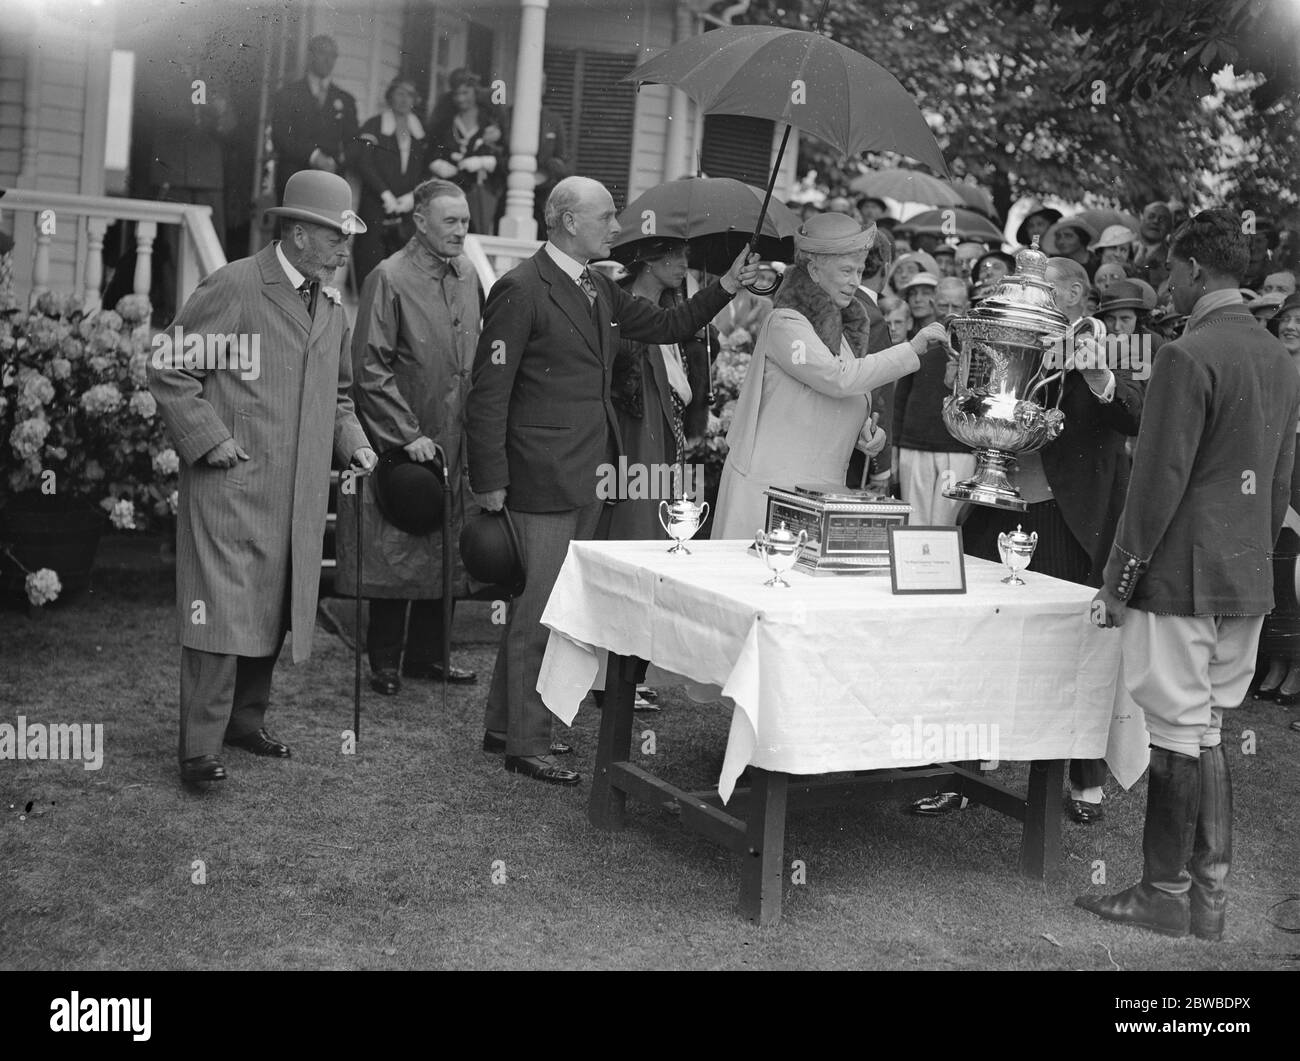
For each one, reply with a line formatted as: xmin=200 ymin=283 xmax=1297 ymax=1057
xmin=395 ymin=192 xmax=415 ymax=214
xmin=855 ymin=412 xmax=887 ymax=458
xmin=380 ymin=190 xmax=399 ymax=214
xmin=430 ymin=158 xmax=458 ymax=179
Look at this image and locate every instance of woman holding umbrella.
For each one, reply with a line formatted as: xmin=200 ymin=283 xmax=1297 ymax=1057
xmin=713 ymin=213 xmax=946 ymax=538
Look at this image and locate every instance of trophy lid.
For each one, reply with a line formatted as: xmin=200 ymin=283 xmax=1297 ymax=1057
xmin=766 ymin=520 xmax=801 ymax=545
xmin=949 ymin=235 xmax=1067 ymax=336
xmin=665 ymin=496 xmax=702 ymax=514
xmin=1000 ymin=523 xmax=1036 ymax=546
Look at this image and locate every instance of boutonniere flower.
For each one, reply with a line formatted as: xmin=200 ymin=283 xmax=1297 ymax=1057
xmin=333 ymin=98 xmax=344 ymax=114
xmin=322 ymin=286 xmax=342 ymax=306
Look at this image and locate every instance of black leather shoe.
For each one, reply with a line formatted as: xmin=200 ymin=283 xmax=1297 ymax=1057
xmin=504 ymin=755 xmax=581 ymax=786
xmin=402 ymin=661 xmax=477 ymax=684
xmin=1255 ymin=684 xmax=1281 ymax=701
xmin=370 ymin=670 xmax=401 ymax=695
xmin=181 ymin=755 xmax=227 ymax=783
xmin=224 ymin=729 xmax=291 ymax=758
xmin=908 ymin=791 xmax=967 ymax=816
xmin=1075 ymin=884 xmax=1190 ymax=937
xmin=1291 ymin=720 xmax=1300 ymax=732
xmin=482 ymin=732 xmax=572 ymax=756
xmin=1066 ymin=798 xmax=1105 ymax=824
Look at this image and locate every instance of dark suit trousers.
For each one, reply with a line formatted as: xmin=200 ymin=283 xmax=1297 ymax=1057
xmin=179 ymin=632 xmax=285 ymax=762
xmin=484 ymin=502 xmax=604 ymax=756
xmin=962 ymin=498 xmax=1107 ymax=790
xmin=367 ymin=598 xmax=450 ymax=672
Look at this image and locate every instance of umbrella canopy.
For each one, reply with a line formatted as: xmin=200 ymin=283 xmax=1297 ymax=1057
xmin=611 ymin=177 xmax=799 ymax=274
xmin=1070 ymin=208 xmax=1141 ymax=235
xmin=902 ymin=207 xmax=1004 ymax=243
xmin=945 ymin=181 xmax=997 ymax=220
xmin=628 ymin=26 xmax=947 ymax=175
xmin=849 ymin=168 xmax=963 ymax=207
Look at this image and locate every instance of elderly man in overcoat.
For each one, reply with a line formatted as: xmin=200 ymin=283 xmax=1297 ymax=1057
xmin=335 ymin=179 xmax=480 ymax=696
xmin=149 ymin=171 xmax=376 ymax=784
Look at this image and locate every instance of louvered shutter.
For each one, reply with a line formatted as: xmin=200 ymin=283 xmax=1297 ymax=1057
xmin=545 ymin=47 xmax=636 ymax=207
xmin=700 ymin=114 xmax=774 ymax=185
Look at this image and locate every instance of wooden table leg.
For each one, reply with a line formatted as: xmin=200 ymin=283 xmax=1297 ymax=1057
xmin=738 ymin=768 xmax=789 ymax=926
xmin=588 ymin=652 xmax=637 ymax=830
xmin=1019 ymin=759 xmax=1065 ymax=879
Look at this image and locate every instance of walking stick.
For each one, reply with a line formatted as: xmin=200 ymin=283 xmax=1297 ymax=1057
xmin=353 ymin=467 xmax=369 ymax=745
xmin=436 ymin=443 xmax=452 ymax=716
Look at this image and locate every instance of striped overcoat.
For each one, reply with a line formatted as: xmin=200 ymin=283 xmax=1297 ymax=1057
xmin=148 ymin=243 xmax=370 ymax=662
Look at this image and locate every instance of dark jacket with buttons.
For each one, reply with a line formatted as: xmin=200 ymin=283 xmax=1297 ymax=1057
xmin=467 ymin=249 xmax=732 ymax=512
xmin=1104 ymin=304 xmax=1300 ymax=614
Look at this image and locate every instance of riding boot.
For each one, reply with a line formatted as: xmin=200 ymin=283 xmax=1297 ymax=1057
xmin=1075 ymin=745 xmax=1200 ymax=937
xmin=1188 ymin=744 xmax=1232 ymax=941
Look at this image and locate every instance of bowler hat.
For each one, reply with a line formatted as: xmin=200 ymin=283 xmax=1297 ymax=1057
xmin=459 ymin=508 xmax=526 ymax=599
xmin=266 ymin=170 xmax=368 ymax=234
xmin=373 ymin=448 xmax=445 ymax=534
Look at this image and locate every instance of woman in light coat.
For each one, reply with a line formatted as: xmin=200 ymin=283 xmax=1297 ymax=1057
xmin=713 ymin=213 xmax=947 ymax=539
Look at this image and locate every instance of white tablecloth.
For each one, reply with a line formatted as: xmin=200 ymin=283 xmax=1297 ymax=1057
xmin=539 ymin=540 xmax=1145 ymax=802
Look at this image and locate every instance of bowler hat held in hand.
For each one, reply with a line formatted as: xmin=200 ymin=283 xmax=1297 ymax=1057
xmin=373 ymin=447 xmax=446 ymax=535
xmin=459 ymin=508 xmax=526 ymax=599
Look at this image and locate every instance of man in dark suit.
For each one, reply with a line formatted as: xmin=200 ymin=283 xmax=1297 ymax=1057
xmin=466 ymin=175 xmax=758 ymax=785
xmin=910 ymin=253 xmax=1144 ymax=821
xmin=272 ymin=35 xmax=360 ymax=203
xmin=1078 ymin=209 xmax=1300 ymax=940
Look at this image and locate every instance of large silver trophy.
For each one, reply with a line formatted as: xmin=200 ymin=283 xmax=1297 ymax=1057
xmin=941 ymin=239 xmax=1106 ymax=511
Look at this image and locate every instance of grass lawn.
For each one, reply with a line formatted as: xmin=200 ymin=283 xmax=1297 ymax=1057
xmin=2 ymin=539 xmax=1298 ymax=970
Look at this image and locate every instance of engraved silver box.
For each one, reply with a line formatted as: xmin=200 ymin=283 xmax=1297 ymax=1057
xmin=762 ymin=483 xmax=911 ymax=576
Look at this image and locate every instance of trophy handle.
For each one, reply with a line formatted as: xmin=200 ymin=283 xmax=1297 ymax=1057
xmin=658 ymin=500 xmax=671 ymax=536
xmin=699 ymin=501 xmax=710 ymax=525
xmin=944 ymin=322 xmax=963 ymax=394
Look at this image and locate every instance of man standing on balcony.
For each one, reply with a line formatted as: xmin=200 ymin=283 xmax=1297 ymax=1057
xmin=272 ymin=35 xmax=360 ymax=204
xmin=148 ymin=170 xmax=376 ymax=785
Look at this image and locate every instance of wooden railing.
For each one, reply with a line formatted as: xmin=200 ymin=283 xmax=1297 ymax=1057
xmin=1 ymin=190 xmax=226 ymax=312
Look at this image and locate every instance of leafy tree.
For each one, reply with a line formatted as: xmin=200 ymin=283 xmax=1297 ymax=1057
xmin=734 ymin=0 xmax=1296 ymax=221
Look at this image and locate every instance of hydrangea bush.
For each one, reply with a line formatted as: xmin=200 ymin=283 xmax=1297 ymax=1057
xmin=0 ymin=292 xmax=176 ymax=603
xmin=683 ymin=325 xmax=753 ymax=480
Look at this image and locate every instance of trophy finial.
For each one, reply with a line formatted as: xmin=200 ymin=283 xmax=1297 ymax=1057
xmin=1015 ymin=237 xmax=1049 ymax=281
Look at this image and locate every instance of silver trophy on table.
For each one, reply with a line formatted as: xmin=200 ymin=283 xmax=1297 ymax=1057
xmin=659 ymin=497 xmax=709 ymax=554
xmin=941 ymin=238 xmax=1106 ymax=511
xmin=754 ymin=521 xmax=808 ymax=587
xmin=997 ymin=524 xmax=1038 ymax=585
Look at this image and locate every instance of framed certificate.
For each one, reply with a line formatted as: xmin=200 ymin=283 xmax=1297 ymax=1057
xmin=888 ymin=526 xmax=967 ymax=594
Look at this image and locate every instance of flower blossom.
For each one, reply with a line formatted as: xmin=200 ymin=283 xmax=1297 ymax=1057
xmin=25 ymin=568 xmax=62 ymax=607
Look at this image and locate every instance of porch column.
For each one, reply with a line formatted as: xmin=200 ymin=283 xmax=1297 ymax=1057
xmin=499 ymin=0 xmax=548 ymax=240
xmin=664 ymin=1 xmax=694 ymax=181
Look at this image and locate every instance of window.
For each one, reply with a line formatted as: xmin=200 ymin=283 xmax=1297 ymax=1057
xmin=544 ymin=48 xmax=636 ymax=206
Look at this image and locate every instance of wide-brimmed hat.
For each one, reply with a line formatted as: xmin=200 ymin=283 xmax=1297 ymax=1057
xmin=1043 ymin=219 xmax=1096 ymax=253
xmin=1097 ymin=280 xmax=1151 ymax=314
xmin=932 ymin=243 xmax=956 ymax=257
xmin=1015 ymin=203 xmax=1063 ymax=247
xmin=955 ymin=241 xmax=986 ymax=263
xmin=1267 ymin=292 xmax=1300 ymax=336
xmin=1093 ymin=224 xmax=1138 ymax=251
xmin=265 ymin=170 xmax=367 ymax=234
xmin=902 ymin=272 xmax=940 ymax=292
xmin=459 ymin=508 xmax=526 ymax=599
xmin=373 ymin=448 xmax=445 ymax=534
xmin=1249 ymin=292 xmax=1285 ymax=317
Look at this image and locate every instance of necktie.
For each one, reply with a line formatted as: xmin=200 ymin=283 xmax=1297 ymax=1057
xmin=579 ymin=268 xmax=602 ymax=328
xmin=299 ymin=280 xmax=319 ymax=319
